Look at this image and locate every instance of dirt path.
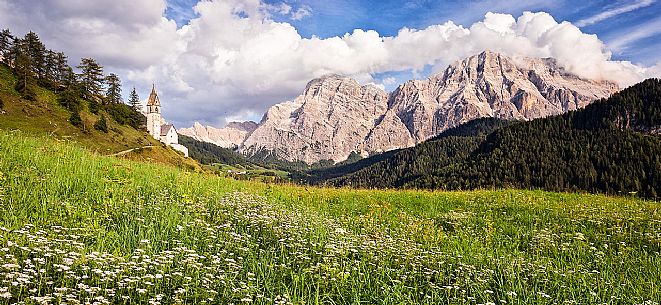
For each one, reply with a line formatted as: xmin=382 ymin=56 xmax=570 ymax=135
xmin=108 ymin=145 xmax=155 ymax=157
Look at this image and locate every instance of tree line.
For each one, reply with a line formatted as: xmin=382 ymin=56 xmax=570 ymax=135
xmin=322 ymin=80 xmax=661 ymax=198
xmin=0 ymin=29 xmax=143 ymax=130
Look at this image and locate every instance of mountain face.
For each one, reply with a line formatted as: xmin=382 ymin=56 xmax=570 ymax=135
xmin=185 ymin=51 xmax=619 ymax=164
xmin=321 ymin=79 xmax=661 ymax=198
xmin=241 ymin=75 xmax=390 ymax=164
xmin=386 ymin=51 xmax=619 ymax=143
xmin=178 ymin=121 xmax=258 ymax=149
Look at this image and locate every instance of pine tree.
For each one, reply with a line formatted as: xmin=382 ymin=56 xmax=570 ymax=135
xmin=105 ymin=73 xmax=122 ymax=104
xmin=44 ymin=50 xmax=59 ymax=88
xmin=0 ymin=29 xmax=13 ymax=64
xmin=23 ymin=31 xmax=46 ymax=79
xmin=11 ymin=39 xmax=37 ymax=100
xmin=53 ymin=52 xmax=70 ymax=84
xmin=129 ymin=87 xmax=141 ymax=111
xmin=76 ymin=58 xmax=104 ymax=100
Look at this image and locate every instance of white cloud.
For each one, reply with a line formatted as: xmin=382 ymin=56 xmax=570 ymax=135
xmin=576 ymin=0 xmax=655 ymax=27
xmin=0 ymin=1 xmax=656 ymax=127
xmin=290 ymin=5 xmax=312 ymax=20
xmin=607 ymin=16 xmax=661 ymax=52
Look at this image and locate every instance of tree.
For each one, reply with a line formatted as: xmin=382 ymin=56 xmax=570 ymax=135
xmin=44 ymin=50 xmax=59 ymax=87
xmin=23 ymin=31 xmax=46 ymax=78
xmin=0 ymin=29 xmax=13 ymax=64
xmin=105 ymin=73 xmax=122 ymax=104
xmin=11 ymin=39 xmax=37 ymax=101
xmin=53 ymin=52 xmax=70 ymax=84
xmin=129 ymin=87 xmax=141 ymax=111
xmin=76 ymin=58 xmax=104 ymax=100
xmin=94 ymin=115 xmax=108 ymax=133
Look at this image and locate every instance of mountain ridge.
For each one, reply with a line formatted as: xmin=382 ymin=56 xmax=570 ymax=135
xmin=182 ymin=51 xmax=619 ymax=164
xmin=320 ymin=78 xmax=661 ymax=197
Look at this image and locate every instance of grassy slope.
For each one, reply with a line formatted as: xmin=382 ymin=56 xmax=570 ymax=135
xmin=0 ymin=64 xmax=200 ymax=171
xmin=0 ymin=131 xmax=659 ymax=304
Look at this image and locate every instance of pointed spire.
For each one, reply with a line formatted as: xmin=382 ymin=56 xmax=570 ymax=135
xmin=147 ymin=83 xmax=160 ymax=106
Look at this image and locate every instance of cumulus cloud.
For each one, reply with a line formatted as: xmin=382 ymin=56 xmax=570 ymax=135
xmin=0 ymin=0 xmax=657 ymax=127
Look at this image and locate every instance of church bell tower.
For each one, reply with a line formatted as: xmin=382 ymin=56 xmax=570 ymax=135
xmin=146 ymin=84 xmax=162 ymax=140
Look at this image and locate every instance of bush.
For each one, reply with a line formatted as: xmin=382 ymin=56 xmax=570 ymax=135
xmin=69 ymin=112 xmax=83 ymax=128
xmin=94 ymin=115 xmax=108 ymax=133
xmin=15 ymin=81 xmax=37 ymax=101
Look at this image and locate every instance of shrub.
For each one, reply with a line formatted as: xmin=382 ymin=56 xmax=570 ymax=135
xmin=94 ymin=115 xmax=108 ymax=133
xmin=15 ymin=81 xmax=37 ymax=101
xmin=69 ymin=111 xmax=83 ymax=128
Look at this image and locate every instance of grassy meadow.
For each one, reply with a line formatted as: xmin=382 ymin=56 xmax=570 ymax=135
xmin=0 ymin=130 xmax=660 ymax=304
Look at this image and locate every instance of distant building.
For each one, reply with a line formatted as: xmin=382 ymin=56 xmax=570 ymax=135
xmin=145 ymin=85 xmax=189 ymax=157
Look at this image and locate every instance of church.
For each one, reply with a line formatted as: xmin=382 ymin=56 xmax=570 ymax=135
xmin=145 ymin=85 xmax=189 ymax=157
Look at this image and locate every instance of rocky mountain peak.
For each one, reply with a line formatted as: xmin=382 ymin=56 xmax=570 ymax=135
xmin=178 ymin=120 xmax=257 ymax=149
xmin=189 ymin=52 xmax=620 ymax=164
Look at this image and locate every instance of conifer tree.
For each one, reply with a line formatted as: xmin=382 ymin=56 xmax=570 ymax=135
xmin=129 ymin=87 xmax=141 ymax=111
xmin=53 ymin=52 xmax=70 ymax=84
xmin=11 ymin=39 xmax=37 ymax=100
xmin=105 ymin=73 xmax=122 ymax=104
xmin=0 ymin=29 xmax=12 ymax=64
xmin=23 ymin=31 xmax=46 ymax=78
xmin=76 ymin=58 xmax=104 ymax=100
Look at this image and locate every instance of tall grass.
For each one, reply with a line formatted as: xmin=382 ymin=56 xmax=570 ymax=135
xmin=0 ymin=130 xmax=659 ymax=304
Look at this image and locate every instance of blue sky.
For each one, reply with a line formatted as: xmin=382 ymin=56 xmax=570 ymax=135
xmin=166 ymin=0 xmax=661 ymax=65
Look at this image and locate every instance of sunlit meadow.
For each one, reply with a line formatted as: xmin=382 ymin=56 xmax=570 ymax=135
xmin=0 ymin=130 xmax=659 ymax=304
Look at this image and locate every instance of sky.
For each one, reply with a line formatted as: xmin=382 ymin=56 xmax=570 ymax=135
xmin=1 ymin=0 xmax=660 ymax=128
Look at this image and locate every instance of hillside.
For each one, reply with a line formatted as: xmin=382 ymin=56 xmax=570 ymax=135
xmin=325 ymin=79 xmax=661 ymax=198
xmin=1 ymin=130 xmax=659 ymax=303
xmin=0 ymin=64 xmax=199 ymax=170
xmin=300 ymin=118 xmax=512 ymax=184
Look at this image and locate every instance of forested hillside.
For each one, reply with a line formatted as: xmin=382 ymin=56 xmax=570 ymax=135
xmin=299 ymin=118 xmax=511 ymax=184
xmin=179 ymin=134 xmax=253 ymax=166
xmin=327 ymin=79 xmax=661 ymax=198
xmin=0 ymin=28 xmax=198 ymax=170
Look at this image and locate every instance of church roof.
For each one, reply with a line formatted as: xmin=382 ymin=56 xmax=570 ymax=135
xmin=147 ymin=84 xmax=160 ymax=106
xmin=160 ymin=124 xmax=175 ymax=136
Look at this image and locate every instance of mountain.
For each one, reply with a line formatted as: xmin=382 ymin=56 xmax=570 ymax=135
xmin=383 ymin=51 xmax=618 ymax=143
xmin=178 ymin=121 xmax=257 ymax=149
xmin=321 ymin=79 xmax=661 ymax=198
xmin=241 ymin=75 xmax=390 ymax=164
xmin=186 ymin=51 xmax=618 ymax=164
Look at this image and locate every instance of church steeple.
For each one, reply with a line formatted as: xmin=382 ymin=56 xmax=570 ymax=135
xmin=147 ymin=84 xmax=161 ymax=114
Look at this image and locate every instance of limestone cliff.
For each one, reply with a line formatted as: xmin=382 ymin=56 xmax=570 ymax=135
xmin=187 ymin=51 xmax=619 ymax=163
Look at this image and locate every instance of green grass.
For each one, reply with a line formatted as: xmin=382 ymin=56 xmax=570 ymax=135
xmin=0 ymin=130 xmax=659 ymax=304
